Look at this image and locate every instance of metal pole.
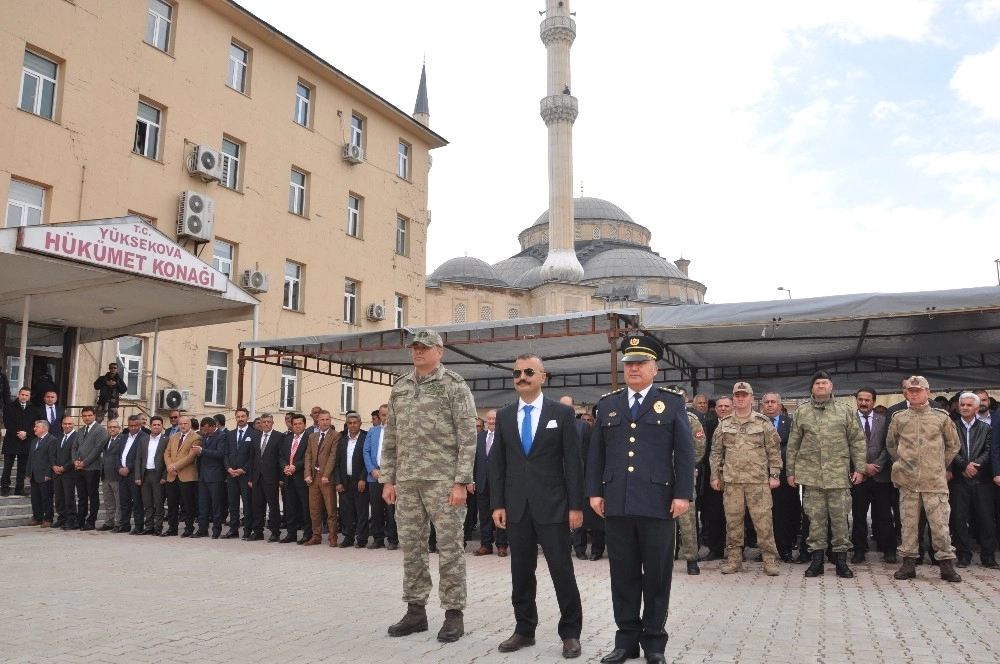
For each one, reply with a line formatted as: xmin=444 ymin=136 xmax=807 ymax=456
xmin=16 ymin=295 xmax=30 ymax=389
xmin=148 ymin=318 xmax=160 ymax=414
xmin=237 ymin=346 xmax=245 ymax=411
xmin=249 ymin=303 xmax=259 ymax=417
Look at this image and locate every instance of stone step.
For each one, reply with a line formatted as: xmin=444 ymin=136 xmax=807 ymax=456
xmin=0 ymin=496 xmax=34 ymax=527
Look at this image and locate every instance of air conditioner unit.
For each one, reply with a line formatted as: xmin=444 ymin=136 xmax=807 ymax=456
xmin=190 ymin=145 xmax=223 ymax=181
xmin=342 ymin=143 xmax=365 ymax=164
xmin=160 ymin=388 xmax=191 ymax=411
xmin=366 ymin=303 xmax=386 ymax=321
xmin=177 ymin=190 xmax=215 ymax=242
xmin=241 ymin=269 xmax=270 ymax=293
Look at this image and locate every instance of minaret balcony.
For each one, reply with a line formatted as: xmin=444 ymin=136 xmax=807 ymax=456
xmin=540 ymin=15 xmax=576 ymax=45
xmin=540 ymin=95 xmax=579 ymax=124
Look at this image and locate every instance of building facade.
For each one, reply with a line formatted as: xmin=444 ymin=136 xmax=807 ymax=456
xmin=2 ymin=0 xmax=445 ymax=419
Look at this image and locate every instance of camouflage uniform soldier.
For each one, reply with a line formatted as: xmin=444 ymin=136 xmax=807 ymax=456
xmin=787 ymin=371 xmax=866 ymax=579
xmin=887 ymin=376 xmax=962 ymax=582
xmin=380 ymin=329 xmax=478 ymax=642
xmin=709 ymin=382 xmax=783 ymax=576
xmin=677 ymin=411 xmax=706 ymax=574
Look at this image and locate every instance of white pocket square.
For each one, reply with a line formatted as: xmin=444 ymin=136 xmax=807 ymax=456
xmin=546 ymin=419 xmax=558 ymax=429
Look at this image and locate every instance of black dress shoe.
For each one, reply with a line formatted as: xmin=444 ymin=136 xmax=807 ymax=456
xmin=575 ymin=551 xmax=588 ymax=560
xmin=983 ymin=558 xmax=1000 ymax=570
xmin=645 ymin=654 xmax=666 ymax=664
xmin=851 ymin=551 xmax=866 ymax=564
xmin=279 ymin=533 xmax=297 ymax=543
xmin=883 ymin=551 xmax=898 ymax=564
xmin=192 ymin=531 xmax=208 ymax=538
xmin=387 ymin=542 xmax=399 ymax=550
xmin=141 ymin=529 xmax=156 ymax=536
xmin=701 ymin=550 xmax=724 ymax=562
xmin=211 ymin=532 xmax=221 ymax=539
xmin=222 ymin=530 xmax=239 ymax=539
xmin=129 ymin=528 xmax=144 ymax=535
xmin=956 ymin=558 xmax=970 ymax=568
xmin=249 ymin=533 xmax=264 ymax=541
xmin=79 ymin=524 xmax=95 ymax=532
xmin=355 ymin=540 xmax=367 ymax=548
xmin=367 ymin=540 xmax=385 ymax=549
xmin=97 ymin=524 xmax=115 ymax=532
xmin=268 ymin=534 xmax=281 ymax=543
xmin=589 ymin=552 xmax=604 ymax=561
xmin=297 ymin=535 xmax=311 ymax=545
xmin=600 ymin=648 xmax=640 ymax=663
xmin=339 ymin=538 xmax=355 ymax=548
xmin=498 ymin=633 xmax=536 ymax=652
xmin=779 ymin=551 xmax=794 ymax=563
xmin=687 ymin=560 xmax=700 ymax=575
xmin=160 ymin=529 xmax=178 ymax=537
xmin=562 ymin=638 xmax=581 ymax=658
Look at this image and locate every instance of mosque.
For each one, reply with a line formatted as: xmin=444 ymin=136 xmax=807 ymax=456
xmin=423 ymin=1 xmax=706 ymax=324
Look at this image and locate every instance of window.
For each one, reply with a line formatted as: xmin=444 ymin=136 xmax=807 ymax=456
xmin=575 ymin=225 xmax=582 ymax=240
xmin=5 ymin=357 xmax=21 ymax=386
xmin=395 ymin=216 xmax=408 ymax=256
xmin=212 ymin=240 xmax=234 ymax=278
xmin=636 ymin=282 xmax=649 ymax=298
xmin=205 ymin=350 xmax=228 ymax=406
xmin=397 ymin=141 xmax=410 ymax=179
xmin=393 ymin=295 xmax=405 ymax=328
xmin=609 ymin=226 xmax=618 ymax=240
xmin=227 ymin=43 xmax=248 ymax=93
xmin=134 ymin=101 xmax=161 ymax=159
xmin=508 ymin=307 xmax=519 ymax=319
xmin=480 ymin=305 xmax=492 ymax=321
xmin=220 ymin=138 xmax=241 ymax=190
xmin=344 ymin=280 xmax=357 ymax=325
xmin=294 ymin=81 xmax=311 ymax=126
xmin=283 ymin=261 xmax=302 ymax=310
xmin=592 ymin=226 xmax=601 ymax=240
xmin=145 ymin=0 xmax=173 ymax=52
xmin=20 ymin=51 xmax=57 ymax=120
xmin=6 ymin=179 xmax=45 ymax=228
xmin=341 ymin=381 xmax=354 ymax=414
xmin=454 ymin=303 xmax=466 ymax=323
xmin=625 ymin=229 xmax=632 ymax=242
xmin=289 ymin=169 xmax=306 ymax=215
xmin=350 ymin=114 xmax=364 ymax=147
xmin=117 ymin=336 xmax=143 ymax=399
xmin=280 ymin=361 xmax=297 ymax=410
xmin=347 ymin=194 xmax=361 ymax=237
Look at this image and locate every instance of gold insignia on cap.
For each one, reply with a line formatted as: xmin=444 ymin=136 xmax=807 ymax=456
xmin=653 ymin=400 xmax=665 ymax=414
xmin=629 ymin=338 xmax=640 ymax=346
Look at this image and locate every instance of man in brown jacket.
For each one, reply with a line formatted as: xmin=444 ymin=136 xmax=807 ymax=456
xmin=887 ymin=376 xmax=962 ymax=582
xmin=303 ymin=410 xmax=340 ymax=546
xmin=163 ymin=415 xmax=201 ymax=537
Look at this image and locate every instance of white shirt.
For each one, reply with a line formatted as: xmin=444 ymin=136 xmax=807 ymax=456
xmin=121 ymin=434 xmax=137 ymax=467
xmin=347 ymin=434 xmax=360 ymax=476
xmin=977 ymin=412 xmax=991 ymax=425
xmin=145 ymin=434 xmax=161 ymax=470
xmin=369 ymin=425 xmax=383 ymax=466
xmin=516 ymin=392 xmax=545 ymax=441
xmin=627 ymin=386 xmax=653 ymax=410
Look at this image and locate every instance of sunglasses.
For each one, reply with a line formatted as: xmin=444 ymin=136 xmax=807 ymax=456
xmin=512 ymin=368 xmax=542 ymax=378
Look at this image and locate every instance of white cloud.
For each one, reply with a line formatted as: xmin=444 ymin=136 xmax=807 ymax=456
xmin=951 ymin=42 xmax=1000 ymax=118
xmin=965 ymin=0 xmax=1000 ymax=22
xmin=872 ymin=100 xmax=902 ymax=120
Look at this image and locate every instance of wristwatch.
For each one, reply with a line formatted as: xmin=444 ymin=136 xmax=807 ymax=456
xmin=770 ymin=473 xmax=781 ymax=479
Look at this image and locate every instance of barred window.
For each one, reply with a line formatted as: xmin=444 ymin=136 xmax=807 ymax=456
xmin=454 ymin=303 xmax=466 ymax=323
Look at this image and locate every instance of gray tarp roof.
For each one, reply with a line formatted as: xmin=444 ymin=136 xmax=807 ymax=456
xmin=239 ymin=286 xmax=1000 ymax=408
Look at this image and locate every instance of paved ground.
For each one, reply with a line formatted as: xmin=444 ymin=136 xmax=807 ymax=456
xmin=2 ymin=525 xmax=999 ymax=664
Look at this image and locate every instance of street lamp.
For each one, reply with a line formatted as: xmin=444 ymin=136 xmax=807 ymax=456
xmin=777 ymin=286 xmax=792 ymax=299
xmin=995 ymin=259 xmax=1000 ymax=286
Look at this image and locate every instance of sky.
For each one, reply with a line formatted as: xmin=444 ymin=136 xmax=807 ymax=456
xmin=237 ymin=0 xmax=1000 ymax=303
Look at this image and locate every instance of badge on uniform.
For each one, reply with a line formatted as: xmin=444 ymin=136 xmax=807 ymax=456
xmin=608 ymin=412 xmax=617 ymax=418
xmin=653 ymin=400 xmax=665 ymax=414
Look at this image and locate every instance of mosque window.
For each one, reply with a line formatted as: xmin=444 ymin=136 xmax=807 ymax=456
xmin=480 ymin=305 xmax=492 ymax=321
xmin=609 ymin=226 xmax=618 ymax=240
xmin=625 ymin=229 xmax=632 ymax=242
xmin=592 ymin=226 xmax=601 ymax=240
xmin=575 ymin=226 xmax=581 ymax=240
xmin=508 ymin=307 xmax=519 ymax=319
xmin=454 ymin=303 xmax=467 ymax=323
xmin=636 ymin=282 xmax=648 ymax=298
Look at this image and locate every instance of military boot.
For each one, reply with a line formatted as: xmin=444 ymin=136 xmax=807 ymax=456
xmin=762 ymin=555 xmax=780 ymax=577
xmin=834 ymin=552 xmax=854 ymax=579
xmin=720 ymin=550 xmax=743 ymax=574
xmin=437 ymin=609 xmax=464 ymax=642
xmin=893 ymin=557 xmax=917 ymax=580
xmin=388 ymin=603 xmax=428 ymax=636
xmin=939 ymin=559 xmax=962 ymax=583
xmin=804 ymin=550 xmax=825 ymax=577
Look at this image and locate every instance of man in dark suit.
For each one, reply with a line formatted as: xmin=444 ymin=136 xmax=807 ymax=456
xmin=26 ymin=419 xmax=57 ymax=526
xmin=471 ymin=410 xmax=507 ymax=556
xmin=194 ymin=416 xmax=227 ymax=538
xmin=249 ymin=413 xmax=283 ymax=542
xmin=52 ymin=416 xmax=80 ymax=529
xmin=2 ymin=387 xmax=40 ymax=496
xmin=491 ymin=353 xmax=583 ymax=659
xmin=224 ymin=407 xmax=259 ymax=540
xmin=40 ymin=390 xmax=64 ymax=428
xmin=134 ymin=415 xmax=169 ymax=535
xmin=950 ymin=392 xmax=998 ymax=568
xmin=561 ymin=398 xmax=602 ymax=561
xmin=99 ymin=420 xmax=123 ymax=531
xmin=587 ymin=334 xmax=695 ymax=664
xmin=761 ymin=392 xmax=799 ymax=562
xmin=73 ymin=406 xmax=108 ymax=530
xmin=279 ymin=413 xmax=311 ymax=544
xmin=335 ymin=411 xmax=369 ymax=548
xmin=117 ymin=415 xmax=147 ymax=534
xmin=850 ymin=388 xmax=895 ymax=563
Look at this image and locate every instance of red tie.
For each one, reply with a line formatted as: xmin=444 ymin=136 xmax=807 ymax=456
xmin=290 ymin=435 xmax=301 ymax=464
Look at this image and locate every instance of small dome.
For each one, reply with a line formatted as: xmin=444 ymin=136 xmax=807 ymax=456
xmin=493 ymin=255 xmax=543 ymax=284
xmin=428 ymin=256 xmax=508 ymax=287
xmin=582 ymin=248 xmax=687 ymax=281
xmin=511 ymin=266 xmax=544 ymax=289
xmin=533 ymin=197 xmax=635 ymax=227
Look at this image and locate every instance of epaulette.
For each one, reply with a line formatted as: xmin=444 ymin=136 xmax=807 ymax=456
xmin=442 ymin=368 xmax=467 ymax=382
xmin=599 ymin=387 xmax=626 ymax=399
xmin=656 ymin=386 xmax=684 ymax=397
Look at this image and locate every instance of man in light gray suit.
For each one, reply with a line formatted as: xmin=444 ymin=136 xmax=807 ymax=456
xmin=851 ymin=387 xmax=895 ymax=563
xmin=73 ymin=406 xmax=108 ymax=531
xmin=134 ymin=415 xmax=169 ymax=535
xmin=98 ymin=420 xmax=123 ymax=531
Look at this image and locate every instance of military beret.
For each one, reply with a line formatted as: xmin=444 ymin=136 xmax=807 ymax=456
xmin=810 ymin=370 xmax=832 ymax=386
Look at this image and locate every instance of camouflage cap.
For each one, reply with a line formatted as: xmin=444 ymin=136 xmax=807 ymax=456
xmin=406 ymin=329 xmax=443 ymax=348
xmin=903 ymin=375 xmax=930 ymax=390
xmin=733 ymin=381 xmax=753 ymax=395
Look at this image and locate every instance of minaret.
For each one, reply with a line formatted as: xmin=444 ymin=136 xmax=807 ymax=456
xmin=413 ymin=61 xmax=430 ymax=127
xmin=538 ymin=0 xmax=584 ymax=283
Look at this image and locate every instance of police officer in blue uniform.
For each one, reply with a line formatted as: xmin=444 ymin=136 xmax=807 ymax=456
xmin=587 ymin=334 xmax=695 ymax=664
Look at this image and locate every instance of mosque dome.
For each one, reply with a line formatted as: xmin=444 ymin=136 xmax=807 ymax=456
xmin=532 ymin=197 xmax=635 ymax=227
xmin=511 ymin=266 xmax=544 ymax=289
xmin=427 ymin=256 xmax=508 ymax=287
xmin=582 ymin=247 xmax=688 ymax=281
xmin=493 ymin=254 xmax=543 ymax=285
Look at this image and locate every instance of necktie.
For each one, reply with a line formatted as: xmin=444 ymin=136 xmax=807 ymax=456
xmin=35 ymin=439 xmax=40 ymax=451
xmin=49 ymin=406 xmax=55 ymax=423
xmin=863 ymin=415 xmax=871 ymax=442
xmin=486 ymin=431 xmax=493 ymax=455
xmin=631 ymin=393 xmax=642 ymax=420
xmin=179 ymin=433 xmax=186 ymax=450
xmin=290 ymin=435 xmax=301 ymax=464
xmin=237 ymin=428 xmax=245 ymax=448
xmin=61 ymin=434 xmax=68 ymax=448
xmin=261 ymin=433 xmax=269 ymax=456
xmin=318 ymin=431 xmax=326 ymax=450
xmin=521 ymin=405 xmax=534 ymax=455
